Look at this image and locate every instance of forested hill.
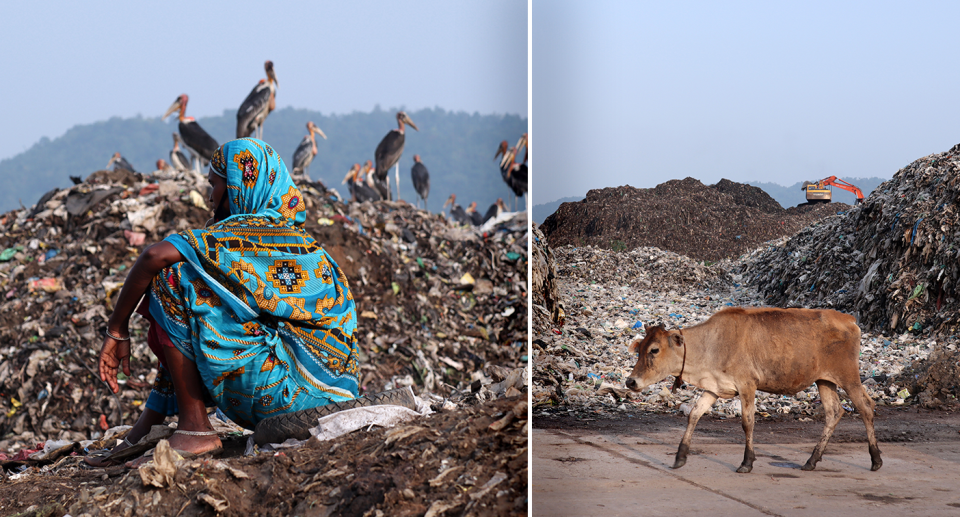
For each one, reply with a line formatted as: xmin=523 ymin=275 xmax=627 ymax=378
xmin=0 ymin=107 xmax=527 ymax=213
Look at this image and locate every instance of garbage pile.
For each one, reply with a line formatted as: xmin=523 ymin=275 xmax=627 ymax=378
xmin=540 ymin=177 xmax=849 ymax=261
xmin=552 ymin=244 xmax=732 ymax=290
xmin=733 ymin=143 xmax=960 ymax=404
xmin=0 ymin=164 xmax=528 ymax=463
xmin=736 ymin=144 xmax=960 ymax=338
xmin=532 ymin=238 xmax=942 ymax=421
xmin=532 ymin=224 xmax=562 ymax=331
xmin=0 ymin=396 xmax=527 ymax=517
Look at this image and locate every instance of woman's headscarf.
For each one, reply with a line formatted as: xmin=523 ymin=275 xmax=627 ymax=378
xmin=209 ymin=138 xmax=308 ymax=226
xmin=146 ymin=138 xmax=359 ymax=427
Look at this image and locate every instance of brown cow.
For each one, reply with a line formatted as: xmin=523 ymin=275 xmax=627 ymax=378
xmin=624 ymin=307 xmax=881 ymax=473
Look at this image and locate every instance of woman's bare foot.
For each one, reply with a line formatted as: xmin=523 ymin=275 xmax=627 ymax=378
xmin=123 ymin=430 xmax=222 ymax=469
xmin=167 ymin=429 xmax=222 ymax=456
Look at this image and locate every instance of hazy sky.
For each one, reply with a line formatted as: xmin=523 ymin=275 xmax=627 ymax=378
xmin=2 ymin=1 xmax=527 ymax=161
xmin=533 ymin=1 xmax=960 ymax=203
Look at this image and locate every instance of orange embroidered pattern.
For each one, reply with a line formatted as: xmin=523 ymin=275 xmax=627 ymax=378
xmin=233 ymin=149 xmax=259 ymax=188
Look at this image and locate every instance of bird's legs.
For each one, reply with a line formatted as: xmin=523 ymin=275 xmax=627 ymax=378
xmin=395 ymin=164 xmax=401 ymax=201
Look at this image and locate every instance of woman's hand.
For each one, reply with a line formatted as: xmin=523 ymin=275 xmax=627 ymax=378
xmin=99 ymin=334 xmax=131 ymax=394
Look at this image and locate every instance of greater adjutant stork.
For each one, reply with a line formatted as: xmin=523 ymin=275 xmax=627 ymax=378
xmin=410 ymin=154 xmax=430 ymax=210
xmin=495 ymin=134 xmax=528 ymax=211
xmin=236 ymin=60 xmax=278 ymax=139
xmin=443 ymin=194 xmax=470 ymax=226
xmin=169 ymin=133 xmax=191 ymax=172
xmin=342 ymin=163 xmax=381 ymax=203
xmin=107 ymin=152 xmax=136 ymax=173
xmin=482 ymin=198 xmax=506 ymax=224
xmin=466 ymin=202 xmax=483 ymax=226
xmin=374 ymin=111 xmax=418 ymax=201
xmin=291 ymin=121 xmax=327 ymax=181
xmin=163 ymin=94 xmax=219 ymax=174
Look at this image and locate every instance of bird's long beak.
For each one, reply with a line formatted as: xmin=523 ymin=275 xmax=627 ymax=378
xmin=163 ymin=98 xmax=182 ymax=120
xmin=516 ymin=133 xmax=528 ymax=152
xmin=342 ymin=166 xmax=356 ymax=184
xmin=312 ymin=126 xmax=327 ymax=140
xmin=500 ymin=148 xmax=512 ymax=170
xmin=106 ymin=155 xmax=117 ymax=169
xmin=443 ymin=195 xmax=453 ymax=209
xmin=403 ymin=114 xmax=419 ymax=132
xmin=504 ymin=148 xmax=517 ymax=175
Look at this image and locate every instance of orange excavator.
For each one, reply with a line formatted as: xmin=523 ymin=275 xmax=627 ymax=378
xmin=801 ymin=176 xmax=864 ymax=204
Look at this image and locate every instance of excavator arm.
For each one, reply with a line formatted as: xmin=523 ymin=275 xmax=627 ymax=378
xmin=821 ymin=176 xmax=865 ymax=204
xmin=801 ymin=175 xmax=865 ymax=204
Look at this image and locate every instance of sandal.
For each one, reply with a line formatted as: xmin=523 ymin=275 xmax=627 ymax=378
xmin=84 ymin=425 xmax=175 ymax=467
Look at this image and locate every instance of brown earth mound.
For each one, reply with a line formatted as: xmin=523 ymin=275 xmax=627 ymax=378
xmin=541 ymin=177 xmax=849 ymax=262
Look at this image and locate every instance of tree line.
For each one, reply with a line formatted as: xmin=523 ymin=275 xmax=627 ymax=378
xmin=0 ymin=106 xmax=527 ymax=214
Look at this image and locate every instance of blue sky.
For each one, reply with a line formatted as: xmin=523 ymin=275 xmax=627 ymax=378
xmin=533 ymin=1 xmax=960 ymax=202
xmin=2 ymin=1 xmax=527 ymax=161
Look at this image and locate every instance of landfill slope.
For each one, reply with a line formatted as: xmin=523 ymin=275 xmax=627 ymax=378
xmin=540 ymin=177 xmax=849 ymax=262
xmin=737 ymin=142 xmax=960 ymax=338
xmin=0 ymin=165 xmax=528 ymax=514
xmin=735 ymin=143 xmax=960 ymax=405
xmin=532 ymin=224 xmax=561 ymax=331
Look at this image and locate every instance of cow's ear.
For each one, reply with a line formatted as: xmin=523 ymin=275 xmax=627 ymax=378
xmin=627 ymin=340 xmax=640 ymax=354
xmin=671 ymin=332 xmax=685 ymax=348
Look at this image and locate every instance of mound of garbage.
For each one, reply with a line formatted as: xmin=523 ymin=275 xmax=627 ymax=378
xmin=532 ymin=224 xmax=562 ymax=331
xmin=736 ymin=143 xmax=960 ymax=338
xmin=541 ymin=177 xmax=849 ymax=262
xmin=531 ymin=236 xmax=946 ymax=421
xmin=0 ymin=163 xmax=529 ymax=509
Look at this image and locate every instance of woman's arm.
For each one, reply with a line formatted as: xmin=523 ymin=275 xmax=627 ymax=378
xmin=106 ymin=240 xmax=183 ymax=337
xmin=99 ymin=240 xmax=183 ymax=393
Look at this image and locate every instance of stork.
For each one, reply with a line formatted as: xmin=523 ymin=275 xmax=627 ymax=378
xmin=482 ymin=198 xmax=506 ymax=224
xmin=342 ymin=164 xmax=361 ymax=202
xmin=155 ymin=159 xmax=175 ymax=175
xmin=170 ymin=133 xmax=191 ymax=172
xmin=466 ymin=201 xmax=483 ymax=226
xmin=107 ymin=152 xmax=136 ymax=173
xmin=374 ymin=111 xmax=418 ymax=201
xmin=443 ymin=194 xmax=470 ymax=226
xmin=291 ymin=121 xmax=327 ymax=182
xmin=343 ymin=163 xmax=381 ymax=203
xmin=163 ymin=94 xmax=219 ymax=174
xmin=496 ymin=135 xmax=528 ymax=212
xmin=410 ymin=154 xmax=430 ymax=210
xmin=236 ymin=60 xmax=278 ymax=139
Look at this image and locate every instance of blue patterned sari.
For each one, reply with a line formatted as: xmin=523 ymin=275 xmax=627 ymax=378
xmin=143 ymin=138 xmax=359 ymax=429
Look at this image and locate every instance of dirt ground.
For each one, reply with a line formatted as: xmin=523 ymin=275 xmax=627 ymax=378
xmin=533 ymin=406 xmax=960 ymax=516
xmin=0 ymin=397 xmax=528 ymax=517
xmin=536 ymin=405 xmax=960 ymax=446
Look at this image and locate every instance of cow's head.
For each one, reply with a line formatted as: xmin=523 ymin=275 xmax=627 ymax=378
xmin=624 ymin=324 xmax=685 ymax=392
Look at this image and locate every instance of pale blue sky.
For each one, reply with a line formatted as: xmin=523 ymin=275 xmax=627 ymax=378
xmin=533 ymin=1 xmax=960 ymax=202
xmin=2 ymin=1 xmax=527 ymax=161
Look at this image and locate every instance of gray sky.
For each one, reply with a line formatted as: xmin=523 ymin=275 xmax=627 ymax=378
xmin=2 ymin=1 xmax=527 ymax=161
xmin=533 ymin=1 xmax=960 ymax=203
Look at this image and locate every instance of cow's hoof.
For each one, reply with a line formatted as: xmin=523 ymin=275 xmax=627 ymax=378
xmin=671 ymin=457 xmax=686 ymax=469
xmin=800 ymin=462 xmax=816 ymax=471
xmin=736 ymin=464 xmax=752 ymax=474
xmin=869 ymin=446 xmax=882 ymax=471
